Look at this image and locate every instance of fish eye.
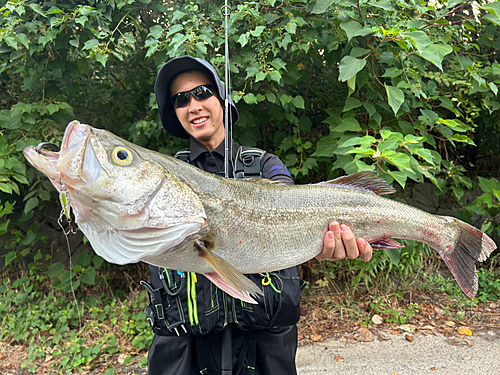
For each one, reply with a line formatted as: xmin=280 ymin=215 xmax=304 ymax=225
xmin=111 ymin=147 xmax=134 ymax=166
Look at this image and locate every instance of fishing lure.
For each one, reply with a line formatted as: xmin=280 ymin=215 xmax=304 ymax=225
xmin=58 ymin=182 xmax=76 ymax=235
xmin=59 ymin=183 xmax=71 ymax=221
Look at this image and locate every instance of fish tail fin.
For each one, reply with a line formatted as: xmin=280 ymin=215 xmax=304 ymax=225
xmin=196 ymin=241 xmax=263 ymax=304
xmin=439 ymin=218 xmax=496 ymax=298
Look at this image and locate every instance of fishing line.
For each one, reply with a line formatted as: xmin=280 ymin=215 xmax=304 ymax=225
xmin=57 ymin=182 xmax=82 ymax=370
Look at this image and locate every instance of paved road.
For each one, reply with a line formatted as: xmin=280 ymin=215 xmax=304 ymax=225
xmin=296 ymin=329 xmax=500 ymax=375
xmin=3 ymin=329 xmax=499 ymax=375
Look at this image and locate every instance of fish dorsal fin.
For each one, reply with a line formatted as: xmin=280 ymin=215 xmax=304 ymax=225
xmin=315 ymin=171 xmax=396 ymax=195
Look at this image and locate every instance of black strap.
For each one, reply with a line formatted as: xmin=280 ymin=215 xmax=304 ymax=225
xmin=221 ymin=325 xmax=232 ymax=375
xmin=175 ymin=147 xmax=265 ymax=179
xmin=247 ymin=336 xmax=256 ymax=374
xmin=234 ymin=147 xmax=264 ymax=179
xmin=196 ymin=335 xmax=219 ymax=375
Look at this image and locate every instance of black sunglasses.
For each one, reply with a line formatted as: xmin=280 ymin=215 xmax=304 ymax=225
xmin=170 ymin=84 xmax=216 ymax=108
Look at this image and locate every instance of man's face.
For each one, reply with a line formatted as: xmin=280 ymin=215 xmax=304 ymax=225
xmin=170 ymin=71 xmax=224 ymax=149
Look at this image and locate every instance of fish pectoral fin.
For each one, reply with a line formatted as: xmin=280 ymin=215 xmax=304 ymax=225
xmin=195 ymin=240 xmax=263 ymax=304
xmin=204 ymin=273 xmax=259 ymax=305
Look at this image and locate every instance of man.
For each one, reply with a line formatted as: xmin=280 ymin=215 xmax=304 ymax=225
xmin=144 ymin=55 xmax=373 ymax=375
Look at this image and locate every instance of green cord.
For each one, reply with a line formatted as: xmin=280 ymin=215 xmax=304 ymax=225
xmin=191 ymin=273 xmax=199 ymax=325
xmin=264 ymin=273 xmax=281 ymax=294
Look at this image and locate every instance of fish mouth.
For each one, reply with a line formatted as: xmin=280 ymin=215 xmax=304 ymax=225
xmin=23 ymin=143 xmax=61 ymax=184
xmin=24 ymin=120 xmax=103 ymax=189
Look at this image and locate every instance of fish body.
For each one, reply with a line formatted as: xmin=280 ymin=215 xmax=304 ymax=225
xmin=24 ymin=121 xmax=496 ymax=303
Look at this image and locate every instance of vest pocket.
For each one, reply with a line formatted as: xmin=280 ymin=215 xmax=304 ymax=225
xmin=235 ymin=270 xmax=303 ymax=330
xmin=142 ymin=268 xmax=222 ymax=336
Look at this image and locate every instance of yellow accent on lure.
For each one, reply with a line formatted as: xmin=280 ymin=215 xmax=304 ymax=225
xmin=59 ymin=184 xmax=71 ymax=220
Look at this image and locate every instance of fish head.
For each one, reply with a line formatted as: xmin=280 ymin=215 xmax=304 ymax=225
xmin=24 ymin=120 xmax=207 ymax=264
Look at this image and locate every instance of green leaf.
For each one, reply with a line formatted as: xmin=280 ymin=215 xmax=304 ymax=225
xmin=4 ymin=251 xmax=16 ymax=267
xmin=148 ymin=25 xmax=163 ymax=39
xmin=343 ymin=97 xmax=362 ymax=112
xmin=268 ymin=70 xmax=281 ymax=83
xmin=166 ymin=24 xmax=183 ymax=38
xmin=243 ymin=93 xmax=258 ymax=105
xmin=280 ymin=94 xmax=293 ymax=106
xmin=47 ymin=262 xmax=65 ymax=278
xmin=489 ymin=82 xmax=498 ymax=96
xmin=385 ymin=85 xmax=404 ymax=115
xmin=251 ymin=26 xmax=265 ymax=37
xmin=413 ymin=148 xmax=436 ymax=166
xmin=331 ymin=117 xmax=362 ymax=133
xmin=340 ymin=20 xmax=362 ymax=42
xmin=481 ymin=2 xmax=500 ymax=18
xmin=438 ymin=118 xmax=470 ymax=132
xmin=77 ymin=252 xmax=92 ymax=267
xmin=452 ymin=134 xmax=475 ymax=145
xmin=171 ymin=10 xmax=186 ymax=23
xmin=386 ymin=152 xmax=412 ymax=171
xmin=312 ymin=135 xmax=338 ymax=157
xmin=418 ymin=44 xmax=453 ymax=71
xmin=0 ymin=135 xmax=8 ymax=156
xmin=95 ymin=53 xmax=108 ymax=67
xmin=46 ymin=6 xmax=63 ymax=14
xmin=83 ymin=39 xmax=99 ymax=50
xmin=310 ymin=0 xmax=336 ymax=14
xmin=483 ymin=14 xmax=500 ymax=26
xmin=75 ymin=16 xmax=88 ymax=26
xmin=80 ymin=268 xmax=96 ymax=285
xmin=16 ymin=34 xmax=30 ymax=50
xmin=238 ymin=32 xmax=249 ymax=47
xmin=266 ymin=92 xmax=276 ymax=103
xmin=381 ymin=68 xmax=402 ymax=78
xmin=292 ymin=96 xmax=305 ymax=109
xmin=285 ymin=22 xmax=297 ymax=34
xmin=46 ymin=103 xmax=59 ymax=115
xmin=270 ymin=58 xmax=287 ymax=71
xmin=338 ymin=137 xmax=361 ymax=148
xmin=385 ymin=248 xmax=402 ymax=266
xmin=338 ymin=56 xmax=367 ymax=82
xmin=340 ymin=20 xmax=373 ymax=41
xmin=369 ymin=0 xmax=393 ymax=10
xmin=478 ymin=177 xmax=500 ymax=193
xmin=388 ymin=171 xmax=408 ymax=188
xmin=255 ymin=72 xmax=267 ymax=82
xmin=404 ymin=31 xmax=432 ymax=53
xmin=196 ymin=41 xmax=207 ymax=54
xmin=29 ymin=3 xmax=46 ymax=17
xmin=24 ymin=197 xmax=39 ymax=214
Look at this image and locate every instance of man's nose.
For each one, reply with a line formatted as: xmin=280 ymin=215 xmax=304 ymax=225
xmin=188 ymin=96 xmax=204 ymax=111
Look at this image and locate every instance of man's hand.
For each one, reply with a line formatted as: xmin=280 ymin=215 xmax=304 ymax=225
xmin=316 ymin=221 xmax=373 ymax=262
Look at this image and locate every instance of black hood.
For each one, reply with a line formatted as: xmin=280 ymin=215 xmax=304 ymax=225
xmin=154 ymin=56 xmax=239 ymax=139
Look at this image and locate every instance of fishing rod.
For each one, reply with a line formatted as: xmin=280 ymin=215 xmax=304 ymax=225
xmin=221 ymin=5 xmax=233 ymax=374
xmin=222 ymin=0 xmax=231 ymax=179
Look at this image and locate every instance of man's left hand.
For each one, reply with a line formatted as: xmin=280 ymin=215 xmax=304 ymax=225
xmin=316 ymin=221 xmax=373 ymax=262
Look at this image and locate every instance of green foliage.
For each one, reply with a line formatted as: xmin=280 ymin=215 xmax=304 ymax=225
xmin=0 ymin=254 xmax=152 ymax=373
xmin=320 ymin=240 xmax=434 ymax=291
xmin=369 ymin=296 xmax=419 ymax=324
xmin=460 ymin=176 xmax=500 ymax=236
xmin=423 ymin=259 xmax=500 ymax=311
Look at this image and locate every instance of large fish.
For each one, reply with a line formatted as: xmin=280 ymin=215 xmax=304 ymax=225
xmin=23 ymin=121 xmax=496 ymax=303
